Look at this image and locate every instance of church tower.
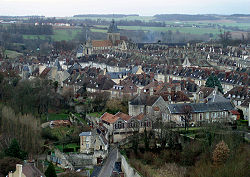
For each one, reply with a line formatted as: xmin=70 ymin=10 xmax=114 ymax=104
xmin=107 ymin=19 xmax=120 ymax=44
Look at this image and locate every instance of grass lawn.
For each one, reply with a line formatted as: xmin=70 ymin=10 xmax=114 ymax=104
xmin=54 ymin=166 xmax=65 ymax=173
xmin=50 ymin=126 xmax=75 ymax=141
xmin=74 ymin=113 xmax=88 ymax=125
xmin=87 ymin=112 xmax=103 ymax=118
xmin=5 ymin=50 xmax=23 ymax=58
xmin=56 ymin=143 xmax=80 ymax=152
xmin=48 ymin=113 xmax=68 ymax=121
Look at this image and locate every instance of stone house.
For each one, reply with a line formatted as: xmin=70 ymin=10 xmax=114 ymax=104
xmin=100 ymin=112 xmax=152 ymax=143
xmin=79 ymin=130 xmax=108 ymax=154
xmin=238 ymin=98 xmax=250 ymax=122
xmin=110 ymin=79 xmax=138 ymax=99
xmin=128 ymin=93 xmax=166 ymax=117
xmin=224 ymin=86 xmax=249 ymax=107
xmin=165 ymin=100 xmax=236 ymax=125
xmin=8 ymin=164 xmax=44 ymax=177
xmin=79 ymin=129 xmax=109 ymax=164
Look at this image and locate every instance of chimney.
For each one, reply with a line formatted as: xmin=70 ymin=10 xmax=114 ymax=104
xmin=150 ymin=72 xmax=154 ymax=82
xmin=150 ymin=87 xmax=154 ymax=96
xmin=16 ymin=164 xmax=22 ymax=177
xmin=214 ymin=86 xmax=218 ymax=95
xmin=169 ymin=77 xmax=172 ymax=84
xmin=248 ymin=103 xmax=250 ymax=127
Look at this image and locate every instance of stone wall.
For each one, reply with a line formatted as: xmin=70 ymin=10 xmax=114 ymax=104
xmin=120 ymin=154 xmax=141 ymax=177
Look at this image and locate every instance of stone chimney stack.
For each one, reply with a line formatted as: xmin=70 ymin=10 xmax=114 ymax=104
xmin=248 ymin=103 xmax=250 ymax=127
xmin=16 ymin=164 xmax=22 ymax=177
xmin=150 ymin=87 xmax=154 ymax=96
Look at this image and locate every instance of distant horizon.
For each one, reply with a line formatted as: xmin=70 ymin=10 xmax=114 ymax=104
xmin=1 ymin=0 xmax=249 ymax=17
xmin=1 ymin=13 xmax=250 ymax=18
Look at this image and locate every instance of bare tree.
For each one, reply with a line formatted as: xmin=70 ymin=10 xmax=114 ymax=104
xmin=181 ymin=105 xmax=192 ymax=131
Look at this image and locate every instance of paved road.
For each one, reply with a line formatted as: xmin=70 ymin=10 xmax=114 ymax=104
xmin=98 ymin=148 xmax=118 ymax=177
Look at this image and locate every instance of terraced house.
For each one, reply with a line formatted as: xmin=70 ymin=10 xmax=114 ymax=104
xmin=100 ymin=112 xmax=152 ymax=143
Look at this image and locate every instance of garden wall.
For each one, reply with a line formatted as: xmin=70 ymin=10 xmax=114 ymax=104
xmin=120 ymin=153 xmax=141 ymax=177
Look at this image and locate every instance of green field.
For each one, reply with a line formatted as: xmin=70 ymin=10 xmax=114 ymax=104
xmin=68 ymin=15 xmax=154 ymax=22
xmin=94 ymin=25 xmax=222 ymax=35
xmin=23 ymin=28 xmax=81 ymax=41
xmin=5 ymin=50 xmax=23 ymax=58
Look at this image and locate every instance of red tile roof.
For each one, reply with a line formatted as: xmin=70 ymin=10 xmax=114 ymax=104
xmin=115 ymin=112 xmax=132 ymax=121
xmin=230 ymin=110 xmax=240 ymax=115
xmin=101 ymin=112 xmax=132 ymax=123
xmin=92 ymin=40 xmax=113 ymax=47
xmin=100 ymin=112 xmax=119 ymax=124
xmin=134 ymin=113 xmax=144 ymax=121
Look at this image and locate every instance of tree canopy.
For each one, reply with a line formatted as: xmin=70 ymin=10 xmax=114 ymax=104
xmin=4 ymin=139 xmax=27 ymax=160
xmin=45 ymin=162 xmax=57 ymax=177
xmin=205 ymin=74 xmax=223 ymax=94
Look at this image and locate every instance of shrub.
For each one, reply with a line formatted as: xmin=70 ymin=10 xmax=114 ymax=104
xmin=143 ymin=151 xmax=155 ymax=165
xmin=180 ymin=141 xmax=202 ymax=166
xmin=212 ymin=140 xmax=230 ymax=166
xmin=63 ymin=148 xmax=74 ymax=153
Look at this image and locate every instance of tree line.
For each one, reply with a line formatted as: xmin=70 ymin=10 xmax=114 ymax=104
xmin=0 ymin=24 xmax=53 ymax=35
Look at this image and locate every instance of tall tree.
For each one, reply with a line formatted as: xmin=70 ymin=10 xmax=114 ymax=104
xmin=45 ymin=162 xmax=57 ymax=177
xmin=219 ymin=30 xmax=232 ymax=47
xmin=205 ymin=74 xmax=223 ymax=94
xmin=4 ymin=139 xmax=27 ymax=160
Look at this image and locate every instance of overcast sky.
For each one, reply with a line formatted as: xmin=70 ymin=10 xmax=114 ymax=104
xmin=0 ymin=0 xmax=249 ymax=17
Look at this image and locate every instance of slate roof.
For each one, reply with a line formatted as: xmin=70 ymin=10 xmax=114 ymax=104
xmin=168 ymin=102 xmax=235 ymax=114
xmin=107 ymin=70 xmax=128 ymax=79
xmin=86 ymin=76 xmax=115 ymax=90
xmin=107 ymin=19 xmax=119 ymax=33
xmin=22 ymin=164 xmax=45 ymax=177
xmin=199 ymin=86 xmax=214 ymax=98
xmin=240 ymin=98 xmax=250 ymax=107
xmin=206 ymin=91 xmax=231 ymax=103
xmin=130 ymin=93 xmax=160 ymax=106
xmin=79 ymin=132 xmax=92 ymax=136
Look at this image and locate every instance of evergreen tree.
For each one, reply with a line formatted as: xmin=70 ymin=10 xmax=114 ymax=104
xmin=144 ymin=127 xmax=149 ymax=151
xmin=4 ymin=139 xmax=27 ymax=160
xmin=45 ymin=162 xmax=57 ymax=177
xmin=205 ymin=74 xmax=223 ymax=93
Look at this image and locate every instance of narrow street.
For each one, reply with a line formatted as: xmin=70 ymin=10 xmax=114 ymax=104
xmin=97 ymin=147 xmax=118 ymax=177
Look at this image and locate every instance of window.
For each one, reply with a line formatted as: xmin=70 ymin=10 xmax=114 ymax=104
xmin=100 ymin=145 xmax=102 ymax=150
xmin=117 ymin=122 xmax=124 ymax=129
xmin=86 ymin=144 xmax=89 ymax=148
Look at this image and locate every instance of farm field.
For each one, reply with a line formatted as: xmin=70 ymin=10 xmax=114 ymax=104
xmin=23 ymin=28 xmax=81 ymax=41
xmin=94 ymin=25 xmax=222 ymax=35
xmin=5 ymin=50 xmax=23 ymax=58
xmin=69 ymin=15 xmax=154 ymax=22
